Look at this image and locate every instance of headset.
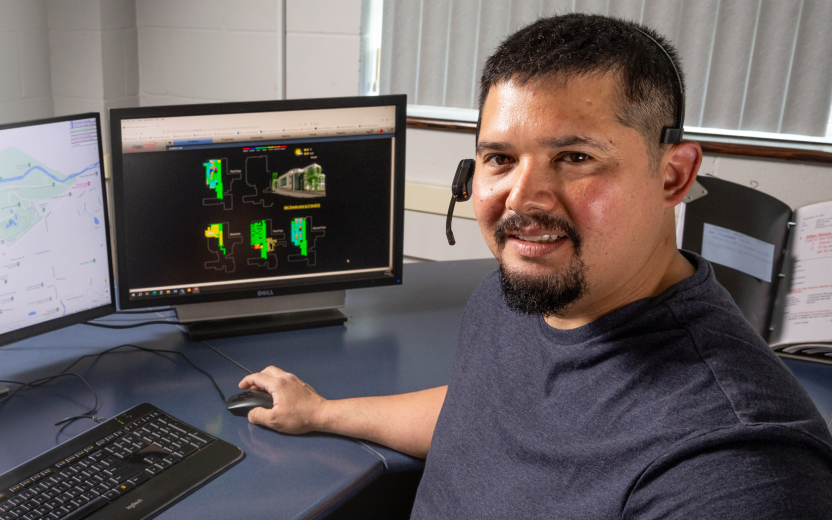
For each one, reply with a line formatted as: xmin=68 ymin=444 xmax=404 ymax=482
xmin=445 ymin=26 xmax=685 ymax=246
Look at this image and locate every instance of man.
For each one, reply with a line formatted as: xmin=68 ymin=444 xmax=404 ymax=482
xmin=240 ymin=14 xmax=832 ymax=518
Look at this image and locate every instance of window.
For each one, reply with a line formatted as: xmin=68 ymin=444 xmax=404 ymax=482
xmin=367 ymin=0 xmax=832 ymax=144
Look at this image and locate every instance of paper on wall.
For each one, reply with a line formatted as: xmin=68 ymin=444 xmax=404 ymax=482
xmin=771 ymin=201 xmax=832 ymax=346
xmin=701 ymin=223 xmax=774 ymax=282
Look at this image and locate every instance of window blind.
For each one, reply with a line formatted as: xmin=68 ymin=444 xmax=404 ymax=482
xmin=379 ymin=0 xmax=832 ymax=137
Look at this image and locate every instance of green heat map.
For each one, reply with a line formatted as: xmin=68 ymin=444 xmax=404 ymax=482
xmin=202 ymin=156 xmax=326 ymax=272
xmin=291 ymin=217 xmax=308 ymax=256
xmin=205 ymin=159 xmax=224 ymax=199
xmin=251 ymin=220 xmax=279 ymax=259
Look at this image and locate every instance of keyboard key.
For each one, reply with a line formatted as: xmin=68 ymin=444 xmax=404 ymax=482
xmin=102 ymin=490 xmax=120 ymax=502
xmin=59 ymin=496 xmax=106 ymax=520
xmin=127 ymin=472 xmax=150 ymax=487
xmin=12 ymin=505 xmax=31 ymax=515
xmin=39 ymin=491 xmax=57 ymax=501
xmin=114 ymin=481 xmax=135 ymax=495
xmin=86 ymin=452 xmax=104 ymax=463
xmin=174 ymin=443 xmax=197 ymax=458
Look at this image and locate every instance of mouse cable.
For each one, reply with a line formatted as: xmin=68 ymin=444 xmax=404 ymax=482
xmin=199 ymin=340 xmax=253 ymax=375
xmin=0 ymin=373 xmax=105 ymax=426
xmin=82 ymin=320 xmax=181 ymax=329
xmin=1 ymin=344 xmax=226 ymax=430
xmin=59 ymin=344 xmax=226 ymax=404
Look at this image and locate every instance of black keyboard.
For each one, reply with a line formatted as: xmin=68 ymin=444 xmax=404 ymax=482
xmin=0 ymin=403 xmax=244 ymax=520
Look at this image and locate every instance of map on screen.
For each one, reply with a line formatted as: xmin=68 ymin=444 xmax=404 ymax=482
xmin=0 ymin=117 xmax=111 ymax=335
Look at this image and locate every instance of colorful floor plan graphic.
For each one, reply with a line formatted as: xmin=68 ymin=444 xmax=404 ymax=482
xmin=248 ymin=219 xmax=286 ymax=270
xmin=202 ymin=158 xmax=241 ymax=210
xmin=204 ymin=222 xmax=243 ymax=272
xmin=288 ymin=216 xmax=325 ymax=266
xmin=269 ymin=163 xmax=326 ymax=199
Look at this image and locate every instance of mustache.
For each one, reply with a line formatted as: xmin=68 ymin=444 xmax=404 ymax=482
xmin=494 ymin=213 xmax=582 ymax=251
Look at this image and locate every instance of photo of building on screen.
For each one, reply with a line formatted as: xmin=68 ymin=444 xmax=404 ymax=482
xmin=269 ymin=163 xmax=326 ymax=198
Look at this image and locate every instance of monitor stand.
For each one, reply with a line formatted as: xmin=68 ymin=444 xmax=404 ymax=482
xmin=0 ymin=383 xmax=8 ymax=396
xmin=175 ymin=290 xmax=347 ymax=340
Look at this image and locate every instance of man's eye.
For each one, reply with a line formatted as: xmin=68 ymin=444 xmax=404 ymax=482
xmin=486 ymin=155 xmax=513 ymax=166
xmin=561 ymin=152 xmax=590 ymax=163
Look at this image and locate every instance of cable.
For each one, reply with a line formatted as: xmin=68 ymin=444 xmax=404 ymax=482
xmin=60 ymin=344 xmax=226 ymax=403
xmin=200 ymin=340 xmax=253 ymax=375
xmin=0 ymin=373 xmax=102 ymax=426
xmin=82 ymin=320 xmax=181 ymax=329
xmin=1 ymin=343 xmax=227 ymax=429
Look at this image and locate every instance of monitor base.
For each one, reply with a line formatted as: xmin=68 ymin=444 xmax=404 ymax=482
xmin=183 ymin=308 xmax=348 ymax=341
xmin=0 ymin=383 xmax=7 ymax=396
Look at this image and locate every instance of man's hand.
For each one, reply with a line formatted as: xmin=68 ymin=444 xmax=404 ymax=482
xmin=238 ymin=366 xmax=448 ymax=458
xmin=239 ymin=366 xmax=327 ymax=434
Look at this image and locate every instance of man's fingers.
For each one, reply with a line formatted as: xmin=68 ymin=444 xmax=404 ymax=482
xmin=239 ymin=366 xmax=290 ymax=390
xmin=239 ymin=371 xmax=277 ymax=391
xmin=262 ymin=365 xmax=288 ymax=377
xmin=247 ymin=403 xmax=274 ymax=425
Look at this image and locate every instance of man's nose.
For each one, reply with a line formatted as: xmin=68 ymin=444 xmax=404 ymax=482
xmin=505 ymin=158 xmax=557 ymax=214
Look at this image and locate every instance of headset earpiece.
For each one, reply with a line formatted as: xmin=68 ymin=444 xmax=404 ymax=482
xmin=452 ymin=159 xmax=475 ymax=202
xmin=446 ymin=159 xmax=475 ymax=245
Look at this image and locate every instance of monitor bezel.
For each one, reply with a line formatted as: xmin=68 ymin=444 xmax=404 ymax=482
xmin=109 ymin=95 xmax=406 ymax=310
xmin=0 ymin=112 xmax=116 ymax=347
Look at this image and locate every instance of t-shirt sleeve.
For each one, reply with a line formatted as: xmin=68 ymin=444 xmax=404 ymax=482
xmin=623 ymin=431 xmax=832 ymax=520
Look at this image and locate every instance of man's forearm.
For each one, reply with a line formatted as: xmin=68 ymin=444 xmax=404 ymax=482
xmin=316 ymin=386 xmax=447 ymax=459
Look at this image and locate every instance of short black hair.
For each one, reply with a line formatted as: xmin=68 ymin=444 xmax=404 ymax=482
xmin=479 ymin=13 xmax=684 ymax=168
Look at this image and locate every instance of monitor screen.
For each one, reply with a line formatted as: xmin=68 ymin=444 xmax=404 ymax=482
xmin=110 ymin=95 xmax=405 ymax=310
xmin=0 ymin=113 xmax=114 ymax=347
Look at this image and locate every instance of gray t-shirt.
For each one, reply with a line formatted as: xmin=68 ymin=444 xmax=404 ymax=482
xmin=412 ymin=252 xmax=832 ymax=519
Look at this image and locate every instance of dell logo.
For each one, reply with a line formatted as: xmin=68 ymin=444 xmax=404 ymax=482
xmin=257 ymin=290 xmax=274 ymax=297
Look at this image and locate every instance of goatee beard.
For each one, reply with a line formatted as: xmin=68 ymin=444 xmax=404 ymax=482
xmin=494 ymin=213 xmax=588 ymax=317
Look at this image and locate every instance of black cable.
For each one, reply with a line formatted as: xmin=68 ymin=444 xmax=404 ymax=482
xmin=0 ymin=373 xmax=102 ymax=425
xmin=1 ymin=343 xmax=227 ymax=430
xmin=82 ymin=320 xmax=181 ymax=329
xmin=58 ymin=344 xmax=226 ymax=404
xmin=200 ymin=340 xmax=253 ymax=375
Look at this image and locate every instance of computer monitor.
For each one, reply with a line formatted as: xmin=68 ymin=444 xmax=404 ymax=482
xmin=109 ymin=95 xmax=405 ymax=339
xmin=0 ymin=113 xmax=115 ymax=352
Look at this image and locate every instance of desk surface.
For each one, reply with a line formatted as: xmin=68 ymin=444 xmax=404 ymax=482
xmin=0 ymin=258 xmax=497 ymax=520
xmin=1 ymin=258 xmax=831 ymax=520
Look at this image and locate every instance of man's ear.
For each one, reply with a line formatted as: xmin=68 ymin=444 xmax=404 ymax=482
xmin=661 ymin=140 xmax=702 ymax=207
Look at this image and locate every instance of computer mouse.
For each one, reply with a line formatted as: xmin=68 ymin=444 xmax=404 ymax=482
xmin=226 ymin=390 xmax=274 ymax=417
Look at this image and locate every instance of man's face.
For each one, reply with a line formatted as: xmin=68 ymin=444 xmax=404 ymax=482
xmin=474 ymin=74 xmax=670 ymax=323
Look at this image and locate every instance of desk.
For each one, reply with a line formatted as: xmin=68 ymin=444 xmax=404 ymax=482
xmin=0 ymin=258 xmax=496 ymax=520
xmin=1 ymin=258 xmax=831 ymax=519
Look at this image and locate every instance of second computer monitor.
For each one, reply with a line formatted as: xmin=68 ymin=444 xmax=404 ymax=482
xmin=109 ymin=95 xmax=405 ymax=336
